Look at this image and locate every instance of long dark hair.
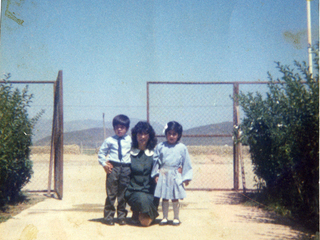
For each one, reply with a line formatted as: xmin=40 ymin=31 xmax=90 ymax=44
xmin=131 ymin=121 xmax=157 ymax=150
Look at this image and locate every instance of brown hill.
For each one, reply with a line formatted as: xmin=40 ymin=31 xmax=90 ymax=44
xmin=34 ymin=121 xmax=234 ymax=147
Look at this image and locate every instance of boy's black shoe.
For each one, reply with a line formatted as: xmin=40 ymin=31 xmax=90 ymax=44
xmin=118 ymin=219 xmax=126 ymax=225
xmin=131 ymin=218 xmax=140 ymax=225
xmin=103 ymin=219 xmax=115 ymax=226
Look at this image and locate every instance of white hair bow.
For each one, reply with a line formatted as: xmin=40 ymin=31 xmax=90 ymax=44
xmin=163 ymin=123 xmax=168 ymax=134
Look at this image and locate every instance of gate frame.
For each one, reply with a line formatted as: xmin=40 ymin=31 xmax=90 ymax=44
xmin=1 ymin=71 xmax=64 ymax=199
xmin=146 ymin=81 xmax=269 ymax=192
xmin=50 ymin=71 xmax=64 ymax=199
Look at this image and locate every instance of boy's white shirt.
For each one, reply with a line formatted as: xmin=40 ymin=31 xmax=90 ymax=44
xmin=98 ymin=134 xmax=132 ymax=166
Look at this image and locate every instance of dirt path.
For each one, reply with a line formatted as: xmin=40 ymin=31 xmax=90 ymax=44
xmin=0 ymin=154 xmax=314 ymax=240
xmin=0 ymin=191 xmax=312 ymax=240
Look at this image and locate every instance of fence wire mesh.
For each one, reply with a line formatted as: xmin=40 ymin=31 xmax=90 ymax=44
xmin=8 ymin=83 xmax=55 ymax=192
xmin=147 ymin=82 xmax=270 ymax=190
xmin=7 ymin=80 xmax=270 ymax=192
xmin=148 ymin=83 xmax=234 ymax=132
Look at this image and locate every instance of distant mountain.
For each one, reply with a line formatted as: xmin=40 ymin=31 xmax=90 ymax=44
xmin=32 ymin=119 xmax=105 ymax=143
xmin=64 ymin=119 xmax=104 ymax=132
xmin=181 ymin=121 xmax=233 ymax=146
xmin=32 ymin=118 xmax=158 ymax=142
xmin=34 ymin=121 xmax=234 ymax=147
xmin=32 ymin=119 xmax=53 ymax=143
xmin=33 ymin=118 xmax=164 ymax=147
xmin=35 ymin=127 xmax=111 ymax=148
xmin=184 ymin=121 xmax=233 ymax=135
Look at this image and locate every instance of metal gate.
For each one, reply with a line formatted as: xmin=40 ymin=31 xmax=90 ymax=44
xmin=147 ymin=81 xmax=269 ymax=191
xmin=1 ymin=71 xmax=64 ymax=199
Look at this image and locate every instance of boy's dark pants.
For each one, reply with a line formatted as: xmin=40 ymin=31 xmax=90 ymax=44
xmin=104 ymin=164 xmax=131 ymax=221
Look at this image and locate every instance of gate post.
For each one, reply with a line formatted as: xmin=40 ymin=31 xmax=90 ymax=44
xmin=233 ymin=83 xmax=239 ymax=190
xmin=53 ymin=70 xmax=63 ymax=199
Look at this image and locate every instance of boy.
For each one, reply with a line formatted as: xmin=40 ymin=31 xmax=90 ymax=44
xmin=98 ymin=114 xmax=131 ymax=226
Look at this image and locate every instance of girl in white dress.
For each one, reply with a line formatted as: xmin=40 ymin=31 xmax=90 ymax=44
xmin=151 ymin=121 xmax=193 ymax=226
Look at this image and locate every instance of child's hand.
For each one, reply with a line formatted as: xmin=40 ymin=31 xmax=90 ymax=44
xmin=184 ymin=180 xmax=190 ymax=186
xmin=103 ymin=161 xmax=113 ymax=174
xmin=155 ymin=176 xmax=159 ymax=183
xmin=178 ymin=167 xmax=182 ymax=174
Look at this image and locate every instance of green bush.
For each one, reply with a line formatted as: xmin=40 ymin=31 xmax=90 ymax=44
xmin=0 ymin=74 xmax=43 ymax=205
xmin=237 ymin=47 xmax=319 ymax=230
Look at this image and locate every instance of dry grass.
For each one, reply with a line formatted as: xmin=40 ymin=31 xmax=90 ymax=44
xmin=31 ymin=145 xmax=81 ymax=155
xmin=187 ymin=145 xmax=250 ymax=156
xmin=31 ymin=145 xmax=251 ymax=157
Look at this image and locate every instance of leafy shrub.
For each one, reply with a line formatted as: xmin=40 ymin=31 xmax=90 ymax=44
xmin=0 ymin=74 xmax=43 ymax=205
xmin=237 ymin=47 xmax=319 ymax=230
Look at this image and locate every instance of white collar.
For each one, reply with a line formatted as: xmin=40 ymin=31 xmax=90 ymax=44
xmin=131 ymin=148 xmax=154 ymax=156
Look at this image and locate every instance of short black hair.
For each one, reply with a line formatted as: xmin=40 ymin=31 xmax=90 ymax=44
xmin=165 ymin=121 xmax=183 ymax=142
xmin=112 ymin=114 xmax=130 ymax=129
xmin=131 ymin=121 xmax=157 ymax=150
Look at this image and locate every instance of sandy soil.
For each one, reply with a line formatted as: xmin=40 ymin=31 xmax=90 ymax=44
xmin=0 ymin=153 xmax=315 ymax=240
xmin=25 ymin=146 xmax=257 ymax=191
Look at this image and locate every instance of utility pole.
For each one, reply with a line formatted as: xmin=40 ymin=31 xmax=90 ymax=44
xmin=306 ymin=0 xmax=313 ymax=75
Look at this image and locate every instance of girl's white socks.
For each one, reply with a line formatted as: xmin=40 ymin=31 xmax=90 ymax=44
xmin=162 ymin=201 xmax=169 ymax=219
xmin=172 ymin=201 xmax=180 ymax=220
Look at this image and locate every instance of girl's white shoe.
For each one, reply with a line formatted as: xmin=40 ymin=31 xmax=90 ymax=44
xmin=172 ymin=219 xmax=180 ymax=226
xmin=159 ymin=218 xmax=168 ymax=226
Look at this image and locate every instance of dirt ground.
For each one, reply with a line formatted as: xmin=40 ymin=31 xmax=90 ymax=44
xmin=0 ymin=153 xmax=316 ymax=240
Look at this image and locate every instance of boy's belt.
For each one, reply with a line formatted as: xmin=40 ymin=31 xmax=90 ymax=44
xmin=109 ymin=161 xmax=131 ymax=167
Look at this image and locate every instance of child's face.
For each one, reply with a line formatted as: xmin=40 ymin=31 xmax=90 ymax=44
xmin=166 ymin=130 xmax=179 ymax=144
xmin=114 ymin=124 xmax=128 ymax=137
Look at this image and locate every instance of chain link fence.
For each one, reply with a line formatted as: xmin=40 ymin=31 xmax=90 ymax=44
xmin=5 ymin=74 xmax=63 ymax=199
xmin=2 ymin=81 xmax=55 ymax=192
xmin=147 ymin=81 xmax=270 ymax=190
xmin=6 ymin=78 xmax=270 ymax=193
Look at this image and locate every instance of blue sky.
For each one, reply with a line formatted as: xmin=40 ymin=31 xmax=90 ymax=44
xmin=0 ymin=0 xmax=319 ymax=129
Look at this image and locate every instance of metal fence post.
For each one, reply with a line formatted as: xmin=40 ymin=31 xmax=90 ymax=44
xmin=53 ymin=70 xmax=63 ymax=199
xmin=233 ymin=83 xmax=239 ymax=190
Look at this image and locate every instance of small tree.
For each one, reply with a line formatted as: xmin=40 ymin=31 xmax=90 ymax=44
xmin=0 ymin=74 xmax=43 ymax=204
xmin=237 ymin=47 xmax=319 ymax=230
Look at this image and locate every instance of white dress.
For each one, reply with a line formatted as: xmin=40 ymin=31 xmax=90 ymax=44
xmin=151 ymin=141 xmax=193 ymax=200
